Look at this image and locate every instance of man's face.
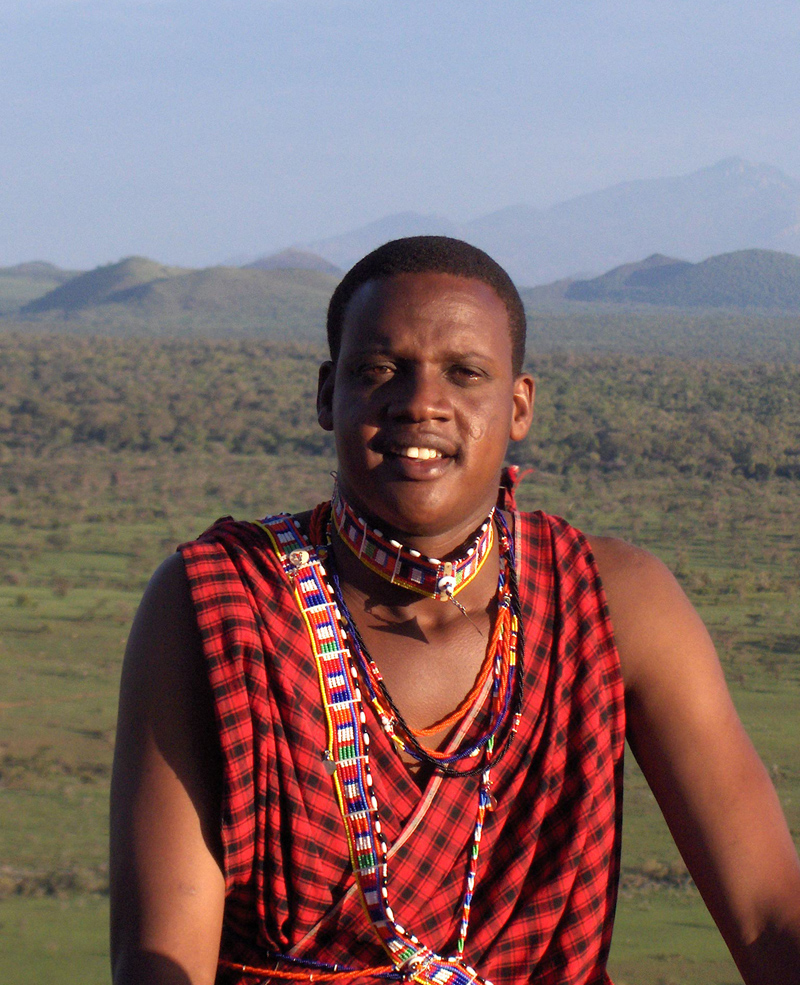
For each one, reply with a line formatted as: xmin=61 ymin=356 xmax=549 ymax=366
xmin=317 ymin=272 xmax=534 ymax=549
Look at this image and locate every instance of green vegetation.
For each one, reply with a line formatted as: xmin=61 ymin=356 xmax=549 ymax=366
xmin=1 ymin=335 xmax=798 ymax=984
xmin=522 ymin=298 xmax=800 ymax=363
xmin=3 ymin=336 xmax=800 ymax=484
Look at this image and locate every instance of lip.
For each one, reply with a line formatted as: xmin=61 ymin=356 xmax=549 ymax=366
xmin=382 ymin=453 xmax=453 ymax=480
xmin=372 ymin=433 xmax=458 ymax=461
xmin=368 ymin=433 xmax=458 ymax=481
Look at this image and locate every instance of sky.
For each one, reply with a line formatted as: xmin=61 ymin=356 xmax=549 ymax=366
xmin=2 ymin=0 xmax=799 ymax=269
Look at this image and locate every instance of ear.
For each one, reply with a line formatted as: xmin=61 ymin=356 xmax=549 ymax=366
xmin=317 ymin=361 xmax=335 ymax=432
xmin=509 ymin=374 xmax=535 ymax=442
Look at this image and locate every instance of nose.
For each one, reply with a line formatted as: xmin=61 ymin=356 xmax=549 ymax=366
xmin=385 ymin=366 xmax=451 ymax=423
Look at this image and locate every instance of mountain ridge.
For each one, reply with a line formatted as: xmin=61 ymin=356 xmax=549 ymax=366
xmin=299 ymin=158 xmax=800 ymax=286
xmin=5 ymin=247 xmax=800 ymax=363
xmin=245 ymin=248 xmax=342 ymax=275
xmin=0 ymin=261 xmax=82 ymax=314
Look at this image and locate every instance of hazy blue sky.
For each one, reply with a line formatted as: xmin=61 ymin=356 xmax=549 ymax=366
xmin=3 ymin=0 xmax=799 ymax=268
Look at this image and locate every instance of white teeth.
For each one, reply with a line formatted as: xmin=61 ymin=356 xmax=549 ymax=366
xmin=402 ymin=446 xmax=441 ymax=460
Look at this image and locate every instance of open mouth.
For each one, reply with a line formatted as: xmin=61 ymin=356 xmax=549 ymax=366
xmin=389 ymin=446 xmax=444 ymax=461
xmin=373 ymin=435 xmax=458 ymax=469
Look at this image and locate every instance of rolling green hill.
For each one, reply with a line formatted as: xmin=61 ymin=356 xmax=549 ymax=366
xmin=17 ymin=259 xmax=339 ymax=341
xmin=23 ymin=256 xmax=188 ymax=313
xmin=0 ymin=261 xmax=80 ymax=314
xmin=565 ymin=249 xmax=800 ymax=309
xmin=5 ymin=247 xmax=800 ymax=360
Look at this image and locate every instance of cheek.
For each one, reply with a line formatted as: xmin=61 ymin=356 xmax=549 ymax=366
xmin=462 ymin=400 xmax=512 ymax=445
xmin=333 ymin=402 xmax=380 ymax=460
xmin=468 ymin=419 xmax=487 ymax=441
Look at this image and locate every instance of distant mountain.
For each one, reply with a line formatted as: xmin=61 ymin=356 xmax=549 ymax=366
xmin=18 ymin=257 xmax=337 ymax=340
xmin=245 ymin=248 xmax=341 ymax=276
xmin=24 ymin=256 xmax=187 ymax=313
xmin=0 ymin=260 xmax=80 ymax=314
xmin=297 ymin=159 xmax=800 ymax=286
xmin=565 ymin=249 xmax=800 ymax=310
xmin=305 ymin=212 xmax=463 ymax=270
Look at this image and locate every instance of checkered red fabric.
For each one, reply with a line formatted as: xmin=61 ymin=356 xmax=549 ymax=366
xmin=179 ymin=508 xmax=624 ymax=985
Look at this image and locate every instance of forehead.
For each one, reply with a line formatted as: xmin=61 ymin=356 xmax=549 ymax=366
xmin=339 ymin=272 xmax=513 ymax=357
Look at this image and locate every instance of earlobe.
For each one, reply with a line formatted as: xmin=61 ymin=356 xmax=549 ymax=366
xmin=317 ymin=361 xmax=335 ymax=432
xmin=510 ymin=375 xmax=535 ymax=442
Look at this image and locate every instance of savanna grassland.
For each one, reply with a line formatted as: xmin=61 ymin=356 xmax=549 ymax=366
xmin=1 ymin=333 xmax=799 ymax=985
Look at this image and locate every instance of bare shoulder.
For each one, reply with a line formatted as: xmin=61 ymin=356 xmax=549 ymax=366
xmin=111 ymin=552 xmax=225 ymax=984
xmin=114 ymin=552 xmax=211 ymax=727
xmin=132 ymin=550 xmax=197 ymax=640
xmin=584 ymin=535 xmax=800 ymax=979
xmin=587 ymin=534 xmax=711 ymax=695
xmin=114 ymin=550 xmax=219 ymax=802
xmin=113 ymin=549 xmax=219 ymax=819
xmin=589 ymin=533 xmax=671 ymax=588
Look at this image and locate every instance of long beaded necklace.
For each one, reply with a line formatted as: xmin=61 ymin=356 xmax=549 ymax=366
xmin=252 ymin=498 xmax=524 ymax=984
xmin=324 ymin=501 xmax=523 ymax=960
xmin=325 ymin=513 xmax=522 ymax=778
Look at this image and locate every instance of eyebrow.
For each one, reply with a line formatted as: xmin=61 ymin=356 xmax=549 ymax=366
xmin=351 ymin=341 xmax=497 ymax=362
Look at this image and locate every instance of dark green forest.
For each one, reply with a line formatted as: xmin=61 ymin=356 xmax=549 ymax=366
xmin=2 ymin=334 xmax=799 ymax=482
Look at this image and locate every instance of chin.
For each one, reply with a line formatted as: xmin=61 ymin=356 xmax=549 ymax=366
xmin=368 ymin=489 xmax=492 ymax=545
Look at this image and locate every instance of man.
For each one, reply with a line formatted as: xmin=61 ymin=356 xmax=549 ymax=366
xmin=110 ymin=236 xmax=800 ymax=984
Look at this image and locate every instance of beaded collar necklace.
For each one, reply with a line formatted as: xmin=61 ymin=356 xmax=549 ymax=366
xmin=331 ymin=484 xmax=495 ymax=602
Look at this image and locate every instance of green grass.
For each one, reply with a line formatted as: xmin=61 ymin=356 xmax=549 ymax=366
xmin=609 ymin=892 xmax=742 ymax=984
xmin=1 ymin=450 xmax=798 ymax=983
xmin=0 ymin=896 xmax=109 ymax=985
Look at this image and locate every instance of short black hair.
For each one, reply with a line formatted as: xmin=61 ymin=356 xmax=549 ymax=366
xmin=326 ymin=236 xmax=527 ymax=375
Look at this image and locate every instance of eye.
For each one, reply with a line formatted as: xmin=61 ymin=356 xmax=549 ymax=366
xmin=448 ymin=364 xmax=486 ymax=384
xmin=354 ymin=360 xmax=395 ymax=383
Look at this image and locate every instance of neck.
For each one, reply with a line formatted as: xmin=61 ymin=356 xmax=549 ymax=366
xmin=323 ymin=488 xmax=511 ymax=631
xmin=331 ymin=485 xmax=496 ymax=602
xmin=329 ymin=526 xmax=501 ymax=645
xmin=334 ymin=480 xmax=501 ymax=561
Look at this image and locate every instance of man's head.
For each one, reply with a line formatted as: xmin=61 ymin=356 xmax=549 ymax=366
xmin=327 ymin=236 xmax=527 ymax=376
xmin=317 ymin=243 xmax=535 ymax=550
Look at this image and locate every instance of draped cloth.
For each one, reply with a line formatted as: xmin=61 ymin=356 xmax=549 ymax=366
xmin=178 ymin=508 xmax=625 ymax=985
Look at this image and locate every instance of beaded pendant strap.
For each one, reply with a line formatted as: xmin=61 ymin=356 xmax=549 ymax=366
xmin=258 ymin=513 xmax=494 ymax=985
xmin=332 ymin=486 xmax=494 ymax=601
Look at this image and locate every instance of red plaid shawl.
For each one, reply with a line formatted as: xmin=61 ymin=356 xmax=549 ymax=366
xmin=179 ymin=509 xmax=624 ymax=984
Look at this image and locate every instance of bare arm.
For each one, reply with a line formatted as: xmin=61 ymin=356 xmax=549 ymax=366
xmin=110 ymin=553 xmax=226 ymax=985
xmin=592 ymin=537 xmax=800 ymax=985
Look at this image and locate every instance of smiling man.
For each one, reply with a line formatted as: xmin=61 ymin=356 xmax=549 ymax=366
xmin=110 ymin=237 xmax=800 ymax=985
